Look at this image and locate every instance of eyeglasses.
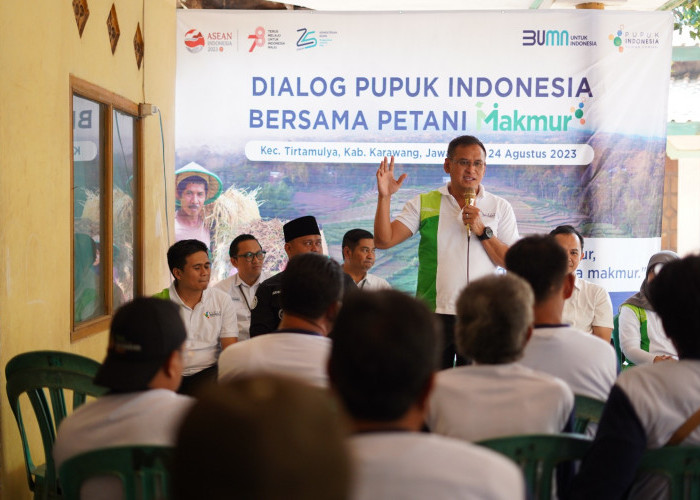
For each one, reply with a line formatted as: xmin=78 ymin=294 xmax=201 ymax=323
xmin=236 ymin=250 xmax=266 ymax=262
xmin=450 ymin=158 xmax=484 ymax=169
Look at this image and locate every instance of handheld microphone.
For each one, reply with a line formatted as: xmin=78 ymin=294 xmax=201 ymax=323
xmin=464 ymin=187 xmax=476 ymax=237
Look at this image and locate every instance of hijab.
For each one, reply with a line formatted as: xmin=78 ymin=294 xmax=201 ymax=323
xmin=622 ymin=250 xmax=679 ymax=311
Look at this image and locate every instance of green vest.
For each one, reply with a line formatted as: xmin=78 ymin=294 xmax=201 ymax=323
xmin=417 ymin=190 xmax=441 ymax=311
xmin=153 ymin=288 xmax=170 ymax=300
xmin=617 ymin=303 xmax=648 ymax=368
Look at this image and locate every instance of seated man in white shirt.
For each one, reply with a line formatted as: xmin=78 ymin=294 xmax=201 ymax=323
xmin=53 ymin=298 xmax=195 ymax=500
xmin=155 ymin=239 xmax=238 ymax=396
xmin=215 ymin=234 xmax=271 ymax=341
xmin=505 ymin=235 xmax=617 ymax=403
xmin=341 ymin=228 xmax=391 ymax=290
xmin=550 ymin=225 xmax=613 ymax=342
xmin=572 ymin=255 xmax=700 ymax=499
xmin=329 ymin=289 xmax=525 ymax=500
xmin=427 ymin=274 xmax=574 ymax=442
xmin=174 ymin=374 xmax=351 ymax=500
xmin=219 ymin=252 xmax=344 ymax=388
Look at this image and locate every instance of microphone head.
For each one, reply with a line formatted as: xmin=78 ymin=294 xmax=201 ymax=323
xmin=465 ymin=187 xmax=476 ymax=204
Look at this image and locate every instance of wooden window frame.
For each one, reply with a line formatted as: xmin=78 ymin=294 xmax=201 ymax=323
xmin=70 ymin=75 xmax=143 ymax=341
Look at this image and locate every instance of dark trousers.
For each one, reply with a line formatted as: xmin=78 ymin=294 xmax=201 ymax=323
xmin=436 ymin=313 xmax=468 ymax=369
xmin=178 ymin=364 xmax=218 ymax=398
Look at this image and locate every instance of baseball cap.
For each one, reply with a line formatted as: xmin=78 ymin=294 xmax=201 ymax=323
xmin=94 ymin=297 xmax=187 ymax=392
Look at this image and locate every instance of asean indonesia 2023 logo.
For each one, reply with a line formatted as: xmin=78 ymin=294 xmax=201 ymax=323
xmin=184 ymin=29 xmax=205 ymax=53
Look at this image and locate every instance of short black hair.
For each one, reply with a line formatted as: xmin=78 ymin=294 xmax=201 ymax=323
xmin=447 ymin=135 xmax=487 ymax=158
xmin=328 ymin=290 xmax=439 ymax=422
xmin=176 ymin=175 xmax=208 ymax=198
xmin=550 ymin=224 xmax=584 ymax=251
xmin=229 ymin=234 xmax=259 ymax=258
xmin=648 ymin=255 xmax=700 ymax=359
xmin=281 ymin=253 xmax=344 ymax=319
xmin=167 ymin=239 xmax=208 ymax=277
xmin=505 ymin=235 xmax=569 ymax=303
xmin=341 ymin=229 xmax=373 ymax=259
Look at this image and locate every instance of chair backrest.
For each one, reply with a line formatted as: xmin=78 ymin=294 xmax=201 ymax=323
xmin=5 ymin=350 xmax=107 ymax=498
xmin=477 ymin=433 xmax=592 ymax=500
xmin=636 ymin=446 xmax=700 ymax=500
xmin=58 ymin=446 xmax=174 ymax=500
xmin=573 ymin=394 xmax=606 ymax=434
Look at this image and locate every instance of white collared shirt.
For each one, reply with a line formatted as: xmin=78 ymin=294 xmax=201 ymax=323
xmin=168 ymin=283 xmax=238 ymax=376
xmin=215 ymin=271 xmax=271 ymax=341
xmin=396 ymin=183 xmax=519 ymax=314
xmin=356 ymin=273 xmax=391 ymax=291
xmin=562 ymin=277 xmax=613 ymax=334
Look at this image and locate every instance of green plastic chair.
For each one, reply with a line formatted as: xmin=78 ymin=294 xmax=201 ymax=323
xmin=573 ymin=394 xmax=606 ymax=434
xmin=5 ymin=350 xmax=107 ymax=500
xmin=477 ymin=433 xmax=592 ymax=500
xmin=58 ymin=446 xmax=174 ymax=500
xmin=635 ymin=446 xmax=700 ymax=500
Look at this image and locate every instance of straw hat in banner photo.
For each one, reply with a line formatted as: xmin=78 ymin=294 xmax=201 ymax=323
xmin=175 ymin=162 xmax=224 ymax=206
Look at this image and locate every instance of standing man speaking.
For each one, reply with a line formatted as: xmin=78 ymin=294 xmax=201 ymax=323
xmin=374 ymin=135 xmax=519 ymax=368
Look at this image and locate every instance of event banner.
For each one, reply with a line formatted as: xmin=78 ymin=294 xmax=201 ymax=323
xmin=175 ymin=9 xmax=672 ymax=306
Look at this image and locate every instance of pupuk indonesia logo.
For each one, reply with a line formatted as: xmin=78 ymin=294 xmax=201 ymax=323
xmin=609 ymin=27 xmax=624 ymax=53
xmin=184 ymin=29 xmax=205 ymax=53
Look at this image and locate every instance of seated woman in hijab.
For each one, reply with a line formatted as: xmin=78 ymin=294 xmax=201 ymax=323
xmin=619 ymin=250 xmax=679 ymax=366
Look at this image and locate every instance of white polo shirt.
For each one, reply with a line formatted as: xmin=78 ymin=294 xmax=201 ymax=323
xmin=214 ymin=271 xmax=271 ymax=341
xmin=357 ymin=273 xmax=391 ymax=291
xmin=396 ymin=183 xmax=519 ymax=314
xmin=427 ymin=363 xmax=574 ymax=442
xmin=563 ymin=277 xmax=613 ymax=334
xmin=350 ymin=432 xmax=525 ymax=500
xmin=167 ymin=283 xmax=238 ymax=376
xmin=54 ymin=389 xmax=194 ymax=500
xmin=218 ymin=331 xmax=331 ymax=388
xmin=519 ymin=325 xmax=617 ymax=401
xmin=619 ymin=307 xmax=677 ymax=365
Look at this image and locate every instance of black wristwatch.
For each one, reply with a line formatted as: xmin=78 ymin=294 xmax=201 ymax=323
xmin=478 ymin=226 xmax=493 ymax=241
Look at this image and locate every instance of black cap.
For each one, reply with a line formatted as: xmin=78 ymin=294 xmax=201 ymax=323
xmin=94 ymin=297 xmax=187 ymax=392
xmin=283 ymin=216 xmax=320 ymax=243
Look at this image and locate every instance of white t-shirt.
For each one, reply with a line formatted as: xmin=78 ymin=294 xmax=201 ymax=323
xmin=214 ymin=271 xmax=272 ymax=341
xmin=395 ymin=183 xmax=519 ymax=314
xmin=167 ymin=283 xmax=238 ymax=376
xmin=357 ymin=273 xmax=391 ymax=291
xmin=563 ymin=277 xmax=613 ymax=334
xmin=619 ymin=306 xmax=677 ymax=365
xmin=427 ymin=363 xmax=574 ymax=442
xmin=53 ymin=389 xmax=194 ymax=500
xmin=218 ymin=332 xmax=331 ymax=388
xmin=350 ymin=432 xmax=525 ymax=500
xmin=519 ymin=325 xmax=617 ymax=401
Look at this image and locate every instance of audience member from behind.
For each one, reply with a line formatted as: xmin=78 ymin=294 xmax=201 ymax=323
xmin=155 ymin=239 xmax=237 ymax=396
xmin=550 ymin=225 xmax=614 ymax=342
xmin=572 ymin=255 xmax=700 ymax=500
xmin=329 ymin=289 xmax=525 ymax=500
xmin=251 ymin=215 xmax=355 ymax=336
xmin=341 ymin=228 xmax=391 ymax=290
xmin=174 ymin=374 xmax=351 ymax=500
xmin=214 ymin=234 xmax=272 ymax=341
xmin=618 ymin=250 xmax=680 ymax=366
xmin=427 ymin=274 xmax=574 ymax=442
xmin=53 ymin=298 xmax=195 ymax=500
xmin=506 ymin=235 xmax=617 ymax=403
xmin=219 ymin=252 xmax=343 ymax=387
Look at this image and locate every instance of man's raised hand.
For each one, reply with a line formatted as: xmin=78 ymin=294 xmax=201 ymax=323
xmin=376 ymin=156 xmax=407 ymax=198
